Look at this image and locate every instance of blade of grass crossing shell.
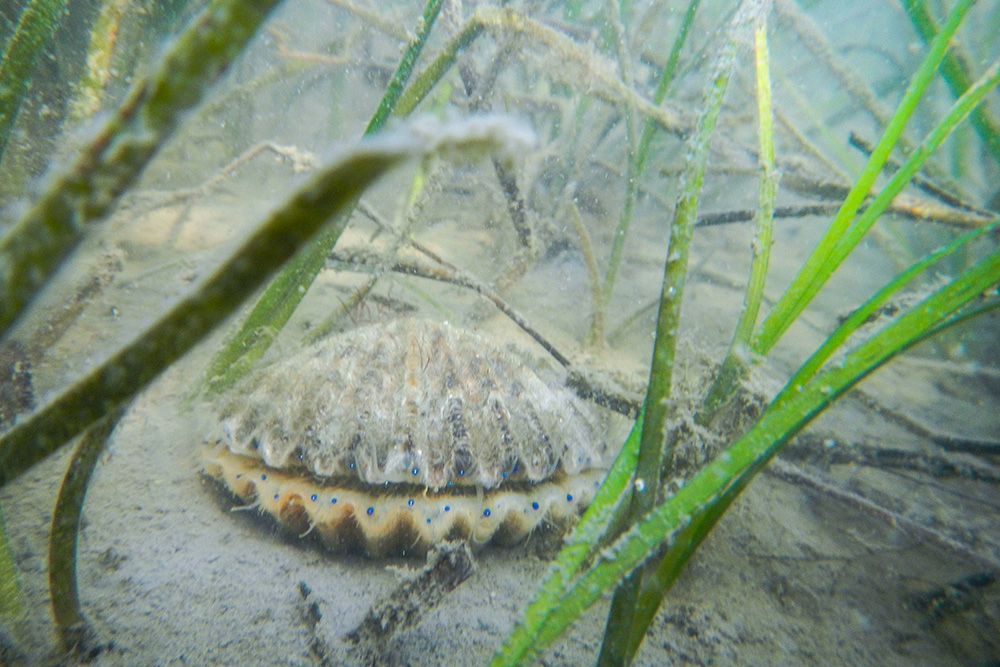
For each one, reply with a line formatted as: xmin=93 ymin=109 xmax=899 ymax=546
xmin=489 ymin=408 xmax=643 ymax=667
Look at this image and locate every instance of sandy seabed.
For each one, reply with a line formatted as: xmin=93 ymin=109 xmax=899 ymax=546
xmin=4 ymin=337 xmax=998 ymax=666
xmin=2 ymin=172 xmax=997 ymax=667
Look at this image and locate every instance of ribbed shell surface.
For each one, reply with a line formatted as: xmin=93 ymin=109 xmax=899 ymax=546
xmin=217 ymin=319 xmax=610 ymax=490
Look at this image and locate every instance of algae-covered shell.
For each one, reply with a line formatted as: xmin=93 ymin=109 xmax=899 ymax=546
xmin=201 ymin=318 xmax=614 ymax=557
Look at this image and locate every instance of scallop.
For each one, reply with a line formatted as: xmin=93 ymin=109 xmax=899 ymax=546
xmin=201 ymin=318 xmax=615 ymax=557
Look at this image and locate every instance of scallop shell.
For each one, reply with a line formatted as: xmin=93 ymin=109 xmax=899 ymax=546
xmin=201 ymin=318 xmax=614 ymax=557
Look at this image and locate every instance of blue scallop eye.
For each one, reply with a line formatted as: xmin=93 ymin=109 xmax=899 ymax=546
xmin=483 ymin=509 xmax=491 ymax=518
xmin=366 ymin=507 xmax=374 ymax=516
xmin=260 ymin=474 xmax=267 ymax=480
xmin=310 ymin=494 xmax=317 ymax=502
xmin=331 ymin=498 xmax=338 ymax=504
xmin=566 ymin=494 xmax=573 ymax=502
xmin=411 ymin=468 xmax=419 ymax=476
xmin=531 ymin=501 xmax=539 ymax=510
xmin=273 ymin=494 xmax=279 ymax=500
xmin=444 ymin=506 xmax=451 ymax=512
xmin=457 ymin=469 xmax=465 ymax=476
xmin=407 ymin=499 xmax=415 ymax=506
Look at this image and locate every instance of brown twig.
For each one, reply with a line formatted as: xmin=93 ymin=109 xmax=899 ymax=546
xmin=346 ymin=541 xmax=475 ymax=662
xmin=475 ymin=7 xmax=689 ymax=137
xmin=784 ymin=433 xmax=1000 ymax=485
xmin=774 ymin=0 xmax=894 ymax=129
xmin=454 ymin=28 xmax=533 ymax=252
xmin=695 ymin=203 xmax=840 ymax=227
xmin=270 ymin=28 xmax=351 ymax=65
xmin=393 ymin=241 xmax=574 ymax=368
xmin=848 ymin=131 xmax=997 ymax=219
xmin=326 ymin=241 xmax=643 ymax=417
xmin=773 ymin=0 xmax=962 ymax=194
xmin=135 ymin=141 xmax=319 ymax=213
xmin=853 ymin=388 xmax=1000 ymax=457
xmin=324 ymin=0 xmax=411 ymax=42
xmin=565 ymin=195 xmax=605 ymax=346
xmin=296 ymin=582 xmax=333 ymax=667
xmin=768 ymin=458 xmax=1000 ymax=571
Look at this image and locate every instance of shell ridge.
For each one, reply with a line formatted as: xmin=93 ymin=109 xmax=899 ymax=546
xmin=203 ymin=319 xmax=615 ymax=557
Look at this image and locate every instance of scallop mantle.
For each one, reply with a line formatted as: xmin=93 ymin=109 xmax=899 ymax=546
xmin=201 ymin=318 xmax=615 ymax=557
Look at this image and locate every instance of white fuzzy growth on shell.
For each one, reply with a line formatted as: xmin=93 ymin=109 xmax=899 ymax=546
xmin=216 ymin=319 xmax=611 ymax=490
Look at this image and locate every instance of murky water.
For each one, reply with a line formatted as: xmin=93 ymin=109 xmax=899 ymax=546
xmin=1 ymin=0 xmax=998 ymax=665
